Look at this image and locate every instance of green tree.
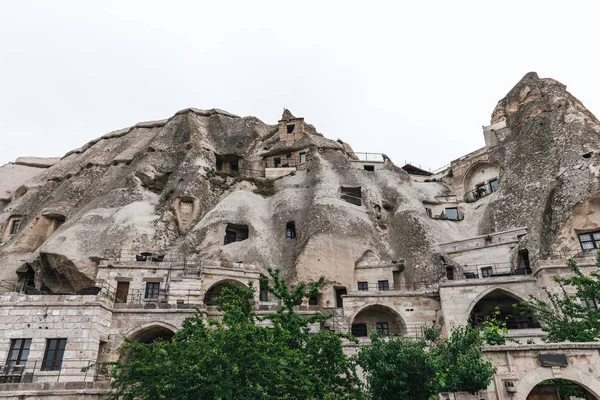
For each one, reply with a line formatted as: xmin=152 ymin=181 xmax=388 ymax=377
xmin=519 ymin=253 xmax=600 ymax=342
xmin=102 ymin=269 xmax=364 ymax=400
xmin=358 ymin=325 xmax=495 ymax=400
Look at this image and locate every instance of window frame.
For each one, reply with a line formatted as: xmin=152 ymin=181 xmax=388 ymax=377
xmin=6 ymin=338 xmax=32 ymax=367
xmin=299 ymin=152 xmax=307 ymax=164
xmin=9 ymin=219 xmax=21 ymax=235
xmin=375 ymin=322 xmax=390 ymax=336
xmin=357 ymin=281 xmax=369 ymax=291
xmin=286 ymin=124 xmax=295 ymax=134
xmin=489 ymin=178 xmax=499 ymax=192
xmin=580 ymin=298 xmax=598 ymax=310
xmin=351 ymin=323 xmax=368 ymax=337
xmin=578 ymin=231 xmax=600 ymax=251
xmin=42 ymin=338 xmax=67 ymax=371
xmin=481 ymin=266 xmax=493 ymax=278
xmin=444 ymin=207 xmax=459 ymax=220
xmin=144 ymin=282 xmax=160 ymax=300
xmin=377 ymin=280 xmax=390 ymax=291
xmin=308 ymin=294 xmax=318 ymax=306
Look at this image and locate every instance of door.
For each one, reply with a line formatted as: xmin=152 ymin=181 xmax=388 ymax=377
xmin=335 ymin=288 xmax=347 ymax=308
xmin=115 ymin=282 xmax=129 ymax=303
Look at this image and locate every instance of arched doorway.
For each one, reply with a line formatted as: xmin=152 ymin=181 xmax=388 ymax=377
xmin=204 ymin=279 xmax=247 ymax=306
xmin=527 ymin=379 xmax=596 ymax=400
xmin=351 ymin=304 xmax=404 ymax=337
xmin=129 ymin=325 xmax=176 ymax=343
xmin=119 ymin=323 xmax=177 ymax=361
xmin=469 ymin=289 xmax=539 ymax=329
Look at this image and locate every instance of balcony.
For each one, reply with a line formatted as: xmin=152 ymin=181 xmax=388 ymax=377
xmin=446 ymin=264 xmax=532 ymax=281
xmin=464 ymin=180 xmax=499 ymax=203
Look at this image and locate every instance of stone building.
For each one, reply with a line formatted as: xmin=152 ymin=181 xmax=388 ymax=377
xmin=1 ymin=73 xmax=600 ymax=399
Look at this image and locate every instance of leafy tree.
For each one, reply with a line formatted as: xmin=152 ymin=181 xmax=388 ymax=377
xmin=101 ymin=269 xmax=364 ymax=400
xmin=519 ymin=253 xmax=600 ymax=342
xmin=479 ymin=307 xmax=509 ymax=345
xmin=358 ymin=325 xmax=495 ymax=400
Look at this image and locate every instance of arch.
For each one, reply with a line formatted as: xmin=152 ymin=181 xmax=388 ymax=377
xmin=462 ymin=160 xmax=500 ymax=197
xmin=467 ymin=287 xmax=538 ymax=329
xmin=125 ymin=322 xmax=178 ymax=343
xmin=204 ymin=279 xmax=248 ymax=306
xmin=512 ymin=366 xmax=600 ymax=400
xmin=350 ymin=304 xmax=406 ymax=337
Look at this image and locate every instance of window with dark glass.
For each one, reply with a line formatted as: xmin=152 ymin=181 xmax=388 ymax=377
xmin=286 ymin=221 xmax=296 ymax=239
xmin=445 ymin=207 xmax=459 ymax=220
xmin=259 ymin=280 xmax=269 ymax=302
xmin=42 ymin=338 xmax=67 ymax=371
xmin=357 ymin=281 xmax=368 ymax=291
xmin=377 ymin=280 xmax=389 ymax=291
xmin=489 ymin=178 xmax=499 ymax=192
xmin=145 ymin=282 xmax=160 ymax=300
xmin=579 ymin=231 xmax=600 ymax=251
xmin=6 ymin=338 xmax=31 ymax=367
xmin=274 ymin=157 xmax=282 ymax=168
xmin=9 ymin=219 xmax=21 ymax=235
xmin=287 ymin=124 xmax=295 ymax=134
xmin=481 ymin=267 xmax=493 ymax=278
xmin=308 ymin=294 xmax=318 ymax=306
xmin=299 ymin=152 xmax=307 ymax=164
xmin=351 ymin=323 xmax=368 ymax=337
xmin=580 ymin=298 xmax=598 ymax=310
xmin=376 ymin=322 xmax=389 ymax=336
xmin=446 ymin=266 xmax=455 ymax=280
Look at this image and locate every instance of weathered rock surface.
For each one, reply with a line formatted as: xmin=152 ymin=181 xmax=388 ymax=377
xmin=481 ymin=72 xmax=600 ymax=257
xmin=2 ymin=73 xmax=599 ymax=294
xmin=0 ymin=108 xmax=472 ymax=293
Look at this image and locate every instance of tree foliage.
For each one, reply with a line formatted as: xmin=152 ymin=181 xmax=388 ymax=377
xmin=102 ymin=269 xmax=364 ymax=400
xmin=519 ymin=254 xmax=600 ymax=342
xmin=358 ymin=325 xmax=495 ymax=400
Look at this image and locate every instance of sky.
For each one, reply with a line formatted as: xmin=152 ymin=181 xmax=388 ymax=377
xmin=1 ymin=1 xmax=599 ymax=171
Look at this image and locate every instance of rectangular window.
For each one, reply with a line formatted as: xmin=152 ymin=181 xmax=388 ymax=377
xmin=363 ymin=165 xmax=375 ymax=171
xmin=446 ymin=267 xmax=455 ymax=280
xmin=489 ymin=178 xmax=499 ymax=192
xmin=579 ymin=232 xmax=600 ymax=251
xmin=9 ymin=219 xmax=21 ymax=235
xmin=299 ymin=152 xmax=307 ymax=164
xmin=377 ymin=280 xmax=389 ymax=291
xmin=580 ymin=298 xmax=598 ymax=310
xmin=145 ymin=282 xmax=160 ymax=300
xmin=308 ymin=294 xmax=318 ymax=306
xmin=351 ymin=323 xmax=368 ymax=337
xmin=445 ymin=207 xmax=459 ymax=220
xmin=286 ymin=221 xmax=296 ymax=239
xmin=481 ymin=267 xmax=493 ymax=278
xmin=274 ymin=157 xmax=282 ymax=168
xmin=42 ymin=338 xmax=67 ymax=371
xmin=286 ymin=124 xmax=295 ymax=134
xmin=425 ymin=208 xmax=432 ymax=218
xmin=357 ymin=281 xmax=368 ymax=291
xmin=6 ymin=338 xmax=32 ymax=367
xmin=375 ymin=322 xmax=389 ymax=336
xmin=259 ymin=281 xmax=269 ymax=302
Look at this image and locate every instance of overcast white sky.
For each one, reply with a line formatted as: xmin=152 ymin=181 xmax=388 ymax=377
xmin=1 ymin=1 xmax=599 ymax=170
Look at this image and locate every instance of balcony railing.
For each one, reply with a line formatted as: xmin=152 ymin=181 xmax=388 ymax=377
xmin=351 ymin=323 xmax=430 ymax=338
xmin=346 ymin=152 xmax=385 ymax=162
xmin=0 ymin=359 xmax=103 ymax=384
xmin=263 ymin=159 xmax=298 ymax=169
xmin=464 ymin=181 xmax=499 ymax=203
xmin=447 ymin=263 xmax=532 ymax=281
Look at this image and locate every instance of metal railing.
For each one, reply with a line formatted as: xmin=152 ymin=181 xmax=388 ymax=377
xmin=429 ymin=210 xmax=464 ymax=221
xmin=530 ymin=242 xmax=598 ymax=265
xmin=0 ymin=359 xmax=103 ymax=384
xmin=447 ymin=263 xmax=532 ymax=280
xmin=263 ymin=159 xmax=298 ymax=169
xmin=347 ymin=152 xmax=385 ymax=162
xmin=351 ymin=323 xmax=429 ymax=338
xmin=464 ymin=181 xmax=498 ymax=203
xmin=352 ymin=282 xmax=406 ymax=292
